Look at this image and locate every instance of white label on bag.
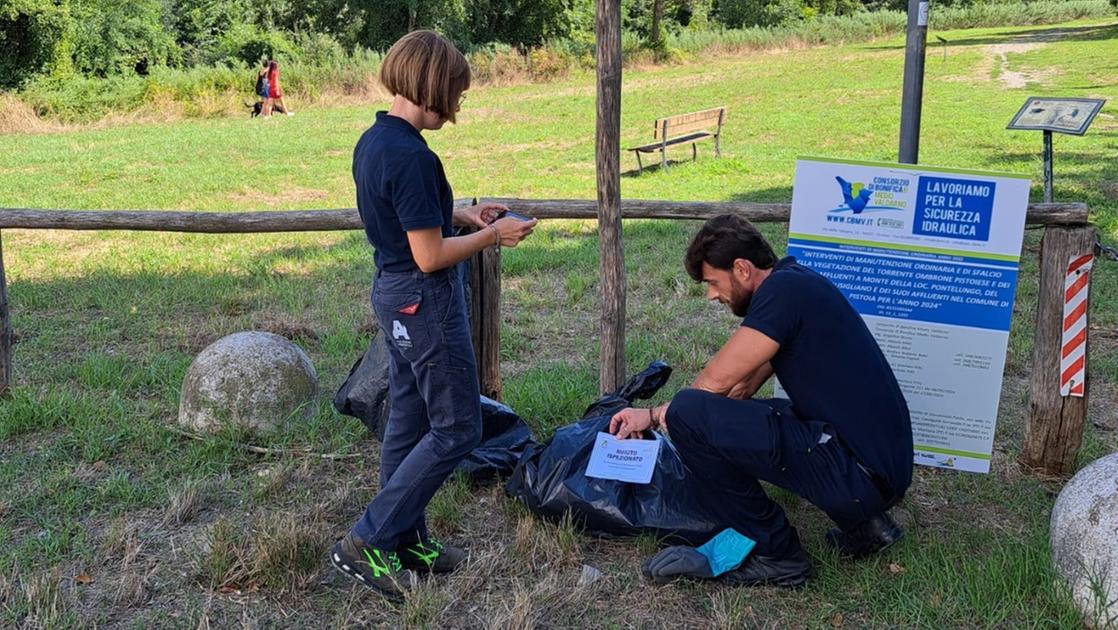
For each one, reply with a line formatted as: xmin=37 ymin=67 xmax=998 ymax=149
xmin=585 ymin=432 xmax=661 ymax=484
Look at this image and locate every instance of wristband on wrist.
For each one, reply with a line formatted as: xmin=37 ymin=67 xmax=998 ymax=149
xmin=648 ymin=407 xmax=659 ymax=430
xmin=487 ymin=224 xmax=500 ymax=248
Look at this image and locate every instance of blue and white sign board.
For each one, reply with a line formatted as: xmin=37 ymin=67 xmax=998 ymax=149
xmin=784 ymin=157 xmax=1031 ymax=473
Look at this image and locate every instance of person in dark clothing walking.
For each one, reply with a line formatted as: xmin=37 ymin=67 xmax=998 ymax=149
xmin=610 ymin=214 xmax=913 ymax=588
xmin=330 ymin=30 xmax=537 ymax=599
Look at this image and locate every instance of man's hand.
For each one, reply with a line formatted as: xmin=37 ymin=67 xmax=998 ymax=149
xmin=608 ymin=407 xmax=653 ymax=440
xmin=454 ymin=201 xmax=507 ymax=228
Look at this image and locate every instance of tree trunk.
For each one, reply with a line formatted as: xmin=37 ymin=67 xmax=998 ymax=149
xmin=651 ymin=0 xmax=665 ymax=48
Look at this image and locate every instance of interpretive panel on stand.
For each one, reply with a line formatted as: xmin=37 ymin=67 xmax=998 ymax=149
xmin=785 ymin=157 xmax=1030 ymax=473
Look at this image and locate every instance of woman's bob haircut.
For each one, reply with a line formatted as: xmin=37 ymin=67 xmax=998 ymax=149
xmin=379 ymin=30 xmax=470 ymax=124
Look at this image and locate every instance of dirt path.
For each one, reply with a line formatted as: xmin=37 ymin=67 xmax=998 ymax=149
xmin=966 ymin=42 xmax=1055 ymax=88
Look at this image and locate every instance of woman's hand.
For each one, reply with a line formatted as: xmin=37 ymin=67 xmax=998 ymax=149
xmin=490 ymin=216 xmax=538 ymax=247
xmin=455 ymin=202 xmax=507 ymax=228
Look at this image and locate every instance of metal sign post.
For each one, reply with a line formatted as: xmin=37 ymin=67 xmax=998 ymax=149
xmin=1008 ymin=97 xmax=1106 ymax=203
xmin=1042 ymin=130 xmax=1053 ymax=203
xmin=898 ymin=0 xmax=929 ymax=164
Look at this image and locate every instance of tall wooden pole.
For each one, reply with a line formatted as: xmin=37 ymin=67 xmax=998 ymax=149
xmin=1020 ymin=224 xmax=1095 ymax=475
xmin=596 ymin=0 xmax=625 ymax=394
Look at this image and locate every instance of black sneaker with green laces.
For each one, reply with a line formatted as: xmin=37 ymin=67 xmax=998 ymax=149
xmin=330 ymin=533 xmax=418 ymax=599
xmin=398 ymin=538 xmax=468 ymax=574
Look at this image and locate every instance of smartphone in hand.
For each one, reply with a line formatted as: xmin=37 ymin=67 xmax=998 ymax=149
xmin=496 ymin=209 xmax=534 ymax=222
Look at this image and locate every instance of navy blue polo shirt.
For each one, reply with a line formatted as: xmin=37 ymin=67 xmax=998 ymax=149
xmin=742 ymin=257 xmax=913 ymax=493
xmin=353 ymin=111 xmax=454 ymax=272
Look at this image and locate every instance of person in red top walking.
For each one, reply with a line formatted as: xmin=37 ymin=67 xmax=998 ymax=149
xmin=263 ymin=60 xmax=293 ymax=117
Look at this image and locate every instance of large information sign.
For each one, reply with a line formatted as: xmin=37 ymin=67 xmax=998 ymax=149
xmin=787 ymin=157 xmax=1030 ymax=473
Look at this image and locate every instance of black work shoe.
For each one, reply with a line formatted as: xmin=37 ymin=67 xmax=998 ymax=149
xmin=330 ymin=533 xmax=418 ymax=600
xmin=399 ymin=538 xmax=467 ymax=574
xmin=825 ymin=512 xmax=904 ymax=559
xmin=721 ymin=548 xmax=812 ymax=588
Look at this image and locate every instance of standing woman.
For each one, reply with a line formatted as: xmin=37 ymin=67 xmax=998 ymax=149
xmin=331 ymin=30 xmax=537 ymax=599
xmin=264 ymin=60 xmax=293 ymax=116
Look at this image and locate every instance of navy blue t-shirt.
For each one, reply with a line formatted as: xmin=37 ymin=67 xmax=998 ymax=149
xmin=353 ymin=111 xmax=454 ymax=272
xmin=742 ymin=257 xmax=913 ymax=493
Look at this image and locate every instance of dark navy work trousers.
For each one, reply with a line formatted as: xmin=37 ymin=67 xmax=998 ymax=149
xmin=667 ymin=389 xmax=891 ymax=559
xmin=350 ymin=267 xmax=482 ymax=550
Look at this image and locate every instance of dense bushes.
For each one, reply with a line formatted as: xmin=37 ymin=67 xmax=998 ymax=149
xmin=0 ymin=0 xmax=75 ymax=89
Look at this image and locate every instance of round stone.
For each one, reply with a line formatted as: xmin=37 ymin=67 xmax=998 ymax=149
xmin=1050 ymin=453 xmax=1118 ymax=627
xmin=179 ymin=332 xmax=318 ymax=434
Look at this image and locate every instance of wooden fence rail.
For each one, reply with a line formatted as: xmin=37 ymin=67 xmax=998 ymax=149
xmin=0 ymin=199 xmax=1094 ymax=475
xmin=0 ymin=200 xmax=1088 ymax=231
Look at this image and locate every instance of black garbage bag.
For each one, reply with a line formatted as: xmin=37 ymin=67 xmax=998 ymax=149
xmin=334 ymin=337 xmax=535 ymax=481
xmin=457 ymin=396 xmax=535 ymax=481
xmin=581 ymin=360 xmax=673 ymax=419
xmin=333 ymin=332 xmax=391 ymax=441
xmin=506 ymin=361 xmax=723 ymax=545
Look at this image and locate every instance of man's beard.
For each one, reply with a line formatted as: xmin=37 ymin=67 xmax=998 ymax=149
xmin=728 ymin=276 xmax=753 ymax=317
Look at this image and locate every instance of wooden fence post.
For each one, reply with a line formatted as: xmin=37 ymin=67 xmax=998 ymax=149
xmin=596 ymin=0 xmax=626 ymax=394
xmin=477 ymin=245 xmax=502 ymax=401
xmin=466 ymin=220 xmax=503 ymax=402
xmin=0 ymin=231 xmax=11 ymax=397
xmin=1020 ymin=224 xmax=1096 ymax=475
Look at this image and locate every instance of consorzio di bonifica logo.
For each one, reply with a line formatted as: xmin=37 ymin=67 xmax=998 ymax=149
xmin=829 ymin=176 xmax=908 ymax=215
xmin=826 ymin=175 xmax=909 ymax=229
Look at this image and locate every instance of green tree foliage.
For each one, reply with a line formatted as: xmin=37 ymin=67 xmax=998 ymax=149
xmin=0 ymin=0 xmax=75 ymax=89
xmin=168 ymin=0 xmax=254 ymax=65
xmin=212 ymin=22 xmax=298 ymax=66
xmin=463 ymin=0 xmax=573 ymax=47
xmin=350 ymin=0 xmax=467 ymax=51
xmin=70 ymin=0 xmax=178 ymax=76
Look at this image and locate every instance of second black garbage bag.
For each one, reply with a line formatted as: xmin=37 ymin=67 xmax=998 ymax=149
xmin=506 ymin=361 xmax=723 ymax=545
xmin=333 ymin=331 xmax=533 ymax=481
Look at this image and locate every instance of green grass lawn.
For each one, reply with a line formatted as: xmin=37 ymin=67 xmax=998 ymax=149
xmin=1 ymin=18 xmax=1117 ymax=629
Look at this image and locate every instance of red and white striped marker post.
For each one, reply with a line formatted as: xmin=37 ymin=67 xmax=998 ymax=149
xmin=1060 ymin=253 xmax=1094 ymax=397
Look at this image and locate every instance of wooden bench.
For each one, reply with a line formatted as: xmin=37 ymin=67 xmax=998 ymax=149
xmin=627 ymin=106 xmax=726 ymax=174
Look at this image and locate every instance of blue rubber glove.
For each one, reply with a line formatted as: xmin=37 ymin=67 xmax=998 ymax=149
xmin=696 ymin=528 xmax=757 ymax=576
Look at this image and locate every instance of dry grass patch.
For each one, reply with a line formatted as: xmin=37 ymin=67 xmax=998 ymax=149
xmin=708 ymin=588 xmax=764 ymax=629
xmin=0 ymin=94 xmax=65 ymax=135
xmin=1 ymin=568 xmax=74 ymax=628
xmin=399 ymin=580 xmax=454 ymax=628
xmin=511 ymin=511 xmax=583 ymax=573
xmin=196 ymin=512 xmax=332 ymax=593
xmin=252 ymin=461 xmax=297 ymax=501
xmin=163 ymin=477 xmax=211 ymax=527
xmin=488 ymin=572 xmax=591 ymax=630
xmin=309 ymin=475 xmax=360 ymax=523
xmin=103 ymin=520 xmax=156 ymax=609
xmin=253 ymin=316 xmax=320 ymax=342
